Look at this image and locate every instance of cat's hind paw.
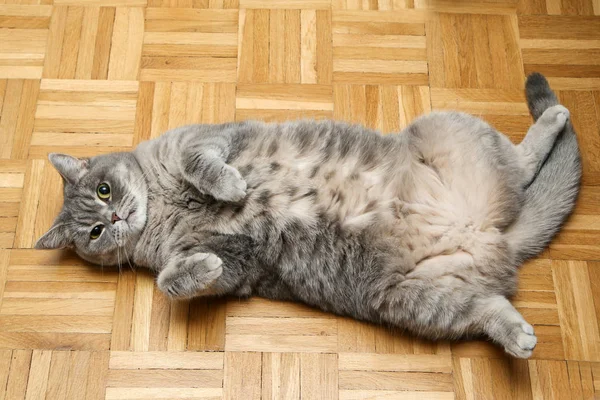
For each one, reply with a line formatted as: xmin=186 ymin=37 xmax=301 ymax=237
xmin=503 ymin=323 xmax=537 ymax=359
xmin=539 ymin=104 xmax=570 ymax=132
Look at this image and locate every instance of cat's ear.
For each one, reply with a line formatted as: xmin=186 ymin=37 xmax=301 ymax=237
xmin=48 ymin=153 xmax=89 ymax=185
xmin=34 ymin=213 xmax=73 ymax=250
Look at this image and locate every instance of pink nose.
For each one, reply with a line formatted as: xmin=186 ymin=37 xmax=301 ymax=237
xmin=111 ymin=213 xmax=121 ymax=224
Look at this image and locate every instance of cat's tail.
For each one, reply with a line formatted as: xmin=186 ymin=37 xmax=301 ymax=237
xmin=506 ymin=73 xmax=582 ymax=264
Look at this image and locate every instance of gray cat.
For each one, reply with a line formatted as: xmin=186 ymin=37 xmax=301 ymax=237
xmin=36 ymin=73 xmax=580 ymax=358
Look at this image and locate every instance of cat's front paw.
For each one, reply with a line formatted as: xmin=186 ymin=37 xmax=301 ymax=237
xmin=211 ymin=165 xmax=247 ymax=202
xmin=157 ymin=253 xmax=223 ymax=298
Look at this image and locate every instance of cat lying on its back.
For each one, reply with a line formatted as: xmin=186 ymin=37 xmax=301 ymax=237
xmin=36 ymin=73 xmax=580 ymax=358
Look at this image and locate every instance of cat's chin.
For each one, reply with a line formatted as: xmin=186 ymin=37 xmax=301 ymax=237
xmin=76 ymin=244 xmax=137 ymax=268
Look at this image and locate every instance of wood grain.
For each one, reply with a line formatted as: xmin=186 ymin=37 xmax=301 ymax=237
xmin=1 ymin=1 xmax=600 ymax=398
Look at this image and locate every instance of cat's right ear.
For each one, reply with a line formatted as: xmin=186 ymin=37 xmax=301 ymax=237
xmin=34 ymin=213 xmax=72 ymax=250
xmin=48 ymin=153 xmax=89 ymax=185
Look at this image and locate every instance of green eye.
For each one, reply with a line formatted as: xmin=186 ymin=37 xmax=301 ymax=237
xmin=90 ymin=224 xmax=104 ymax=239
xmin=97 ymin=183 xmax=110 ymax=200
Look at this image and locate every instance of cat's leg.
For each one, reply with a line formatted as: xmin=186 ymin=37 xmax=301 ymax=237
xmin=180 ymin=143 xmax=246 ymax=202
xmin=382 ymin=279 xmax=537 ymax=358
xmin=517 ymin=104 xmax=570 ymax=186
xmin=377 ymin=250 xmax=537 ymax=357
xmin=474 ymin=295 xmax=537 ymax=358
xmin=157 ymin=252 xmax=223 ymax=298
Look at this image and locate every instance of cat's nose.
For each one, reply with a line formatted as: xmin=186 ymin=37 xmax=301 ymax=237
xmin=111 ymin=212 xmax=122 ymax=224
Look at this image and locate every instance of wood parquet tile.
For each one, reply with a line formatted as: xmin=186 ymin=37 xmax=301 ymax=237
xmin=0 ymin=5 xmax=50 ymax=79
xmin=333 ymin=10 xmax=427 ymax=85
xmin=0 ymin=1 xmax=599 ymax=398
xmin=143 ymin=8 xmax=237 ymax=82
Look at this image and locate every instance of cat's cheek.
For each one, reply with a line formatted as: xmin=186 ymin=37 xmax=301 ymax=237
xmin=131 ymin=213 xmax=147 ymax=233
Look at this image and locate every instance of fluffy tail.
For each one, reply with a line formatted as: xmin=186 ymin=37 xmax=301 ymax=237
xmin=506 ymin=73 xmax=582 ymax=263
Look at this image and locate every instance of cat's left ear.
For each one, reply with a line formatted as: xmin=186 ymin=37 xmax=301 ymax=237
xmin=48 ymin=153 xmax=89 ymax=185
xmin=34 ymin=212 xmax=73 ymax=250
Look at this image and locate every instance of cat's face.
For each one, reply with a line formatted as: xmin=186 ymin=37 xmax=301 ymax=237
xmin=35 ymin=152 xmax=148 ymax=267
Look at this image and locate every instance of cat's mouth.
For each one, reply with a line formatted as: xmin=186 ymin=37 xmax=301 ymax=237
xmin=127 ymin=209 xmax=136 ymax=221
xmin=117 ymin=208 xmax=136 ymax=223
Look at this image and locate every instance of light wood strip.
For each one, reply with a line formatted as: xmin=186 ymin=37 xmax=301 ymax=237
xmin=300 ymin=353 xmax=339 ymax=400
xmin=338 ymin=353 xmax=452 ymax=373
xmin=110 ymin=351 xmax=223 ymax=370
xmin=86 ymin=351 xmax=109 ymax=400
xmin=7 ymin=264 xmax=118 ymax=282
xmin=46 ymin=351 xmax=69 ymax=399
xmin=110 ymin=271 xmax=136 ymax=351
xmin=187 ymin=297 xmax=227 ymax=351
xmin=223 ymin=352 xmax=261 ymax=400
xmin=239 ymin=0 xmax=330 ymax=8
xmin=226 ymin=316 xmax=337 ymax=336
xmin=5 ymin=349 xmax=31 ymax=400
xmin=261 ymin=353 xmax=300 ymax=399
xmin=0 ymin=315 xmax=113 ymax=333
xmin=108 ymin=8 xmax=144 ymax=80
xmin=167 ymin=300 xmax=189 ymax=351
xmin=339 ymin=370 xmax=454 ymax=391
xmin=13 ymin=160 xmax=44 ymax=248
xmin=130 ymin=272 xmax=154 ymax=352
xmin=105 ymin=388 xmax=223 ymax=399
xmin=0 ymin=350 xmax=11 ymax=400
xmin=106 ymin=369 xmax=223 ymax=388
xmin=24 ymin=350 xmax=51 ymax=400
xmin=65 ymin=351 xmax=91 ymax=399
xmin=0 ymin=250 xmax=8 ymax=309
xmin=0 ymin=298 xmax=114 ymax=316
xmin=553 ymin=261 xmax=600 ymax=361
xmin=226 ymin=334 xmax=338 ymax=353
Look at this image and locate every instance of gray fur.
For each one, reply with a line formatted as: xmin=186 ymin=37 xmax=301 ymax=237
xmin=505 ymin=73 xmax=582 ymax=263
xmin=36 ymin=73 xmax=581 ymax=358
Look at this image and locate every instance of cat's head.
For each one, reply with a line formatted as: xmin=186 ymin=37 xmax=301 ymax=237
xmin=35 ymin=152 xmax=148 ymax=267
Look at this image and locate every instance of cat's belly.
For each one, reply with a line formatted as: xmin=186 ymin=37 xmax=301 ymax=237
xmin=303 ymin=155 xmax=513 ymax=268
xmin=393 ymin=162 xmax=515 ymax=270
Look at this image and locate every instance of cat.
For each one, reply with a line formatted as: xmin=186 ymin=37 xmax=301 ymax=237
xmin=36 ymin=73 xmax=580 ymax=358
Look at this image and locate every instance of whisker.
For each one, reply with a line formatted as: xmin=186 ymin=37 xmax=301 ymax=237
xmin=111 ymin=235 xmax=123 ymax=274
xmin=124 ymin=249 xmax=135 ymax=272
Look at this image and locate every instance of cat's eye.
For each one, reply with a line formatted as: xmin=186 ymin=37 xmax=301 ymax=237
xmin=97 ymin=183 xmax=110 ymax=200
xmin=90 ymin=224 xmax=104 ymax=239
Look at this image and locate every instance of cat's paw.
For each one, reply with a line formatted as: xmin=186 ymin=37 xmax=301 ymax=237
xmin=212 ymin=165 xmax=247 ymax=202
xmin=157 ymin=253 xmax=223 ymax=298
xmin=540 ymin=104 xmax=570 ymax=132
xmin=503 ymin=323 xmax=537 ymax=359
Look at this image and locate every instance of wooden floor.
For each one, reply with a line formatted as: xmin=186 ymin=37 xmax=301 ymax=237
xmin=0 ymin=1 xmax=599 ymax=399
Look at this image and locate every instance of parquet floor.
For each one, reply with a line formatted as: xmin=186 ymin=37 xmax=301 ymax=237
xmin=0 ymin=1 xmax=599 ymax=399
